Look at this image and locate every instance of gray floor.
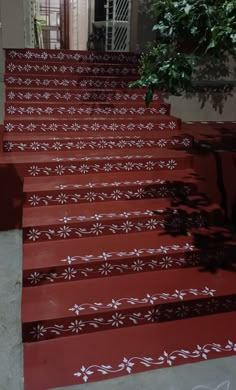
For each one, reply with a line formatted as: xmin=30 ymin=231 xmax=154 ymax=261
xmin=0 ymin=230 xmax=236 ymax=390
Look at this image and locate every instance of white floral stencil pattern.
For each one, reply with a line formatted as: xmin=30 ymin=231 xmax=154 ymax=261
xmin=73 ymin=342 xmax=236 ymax=382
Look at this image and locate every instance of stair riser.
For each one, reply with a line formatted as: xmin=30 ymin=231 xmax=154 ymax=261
xmin=5 ymin=103 xmax=170 ymax=118
xmin=4 ymin=118 xmax=180 ymax=133
xmin=22 ymin=294 xmax=236 ymax=343
xmin=5 ymin=75 xmax=137 ymax=89
xmin=6 ymin=62 xmax=138 ymax=77
xmin=3 ymin=136 xmax=193 ymax=153
xmin=6 ymin=89 xmax=161 ymax=103
xmin=6 ymin=49 xmax=139 ymax=64
xmin=23 ymin=210 xmax=224 ymax=243
xmin=16 ymin=156 xmax=191 ymax=180
xmin=24 ymin=182 xmax=197 ymax=207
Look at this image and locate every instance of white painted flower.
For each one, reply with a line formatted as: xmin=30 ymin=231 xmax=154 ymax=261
xmin=5 ymin=123 xmax=15 ymax=132
xmin=158 ymin=139 xmax=168 ymax=148
xmin=29 ymin=165 xmax=40 ymax=176
xmin=110 ymin=123 xmax=119 ymax=131
xmin=28 ymin=195 xmax=41 ymax=206
xmin=146 ymin=219 xmax=159 ymax=230
xmin=56 ymin=193 xmax=69 ymax=204
xmin=145 ymin=161 xmax=155 ymax=170
xmin=159 ymin=351 xmax=177 ymax=366
xmin=103 ymin=163 xmax=113 ymax=172
xmin=57 ymin=225 xmax=72 ymax=238
xmin=158 ymin=186 xmax=169 ymax=197
xmin=57 ymin=52 xmax=65 ymax=60
xmin=79 ymin=164 xmax=89 ymax=174
xmin=48 ymin=123 xmax=58 ymax=131
xmin=75 ymin=141 xmax=86 ymax=150
xmin=136 ymin=139 xmax=146 ymax=148
xmin=25 ymin=51 xmax=33 ymax=59
xmin=8 ymin=91 xmax=15 ymax=100
xmin=99 ymin=252 xmax=112 ymax=261
xmin=24 ymin=64 xmax=32 ymax=72
xmin=68 ymin=106 xmax=76 ymax=115
xmin=137 ymin=107 xmax=145 ymax=114
xmin=30 ymin=142 xmax=41 ymax=151
xmin=62 ymin=267 xmax=77 ymax=280
xmin=41 ymin=51 xmax=48 ymax=60
xmin=55 ymin=165 xmax=66 ymax=175
xmin=98 ymin=262 xmax=114 ymax=276
xmin=109 ymin=312 xmax=125 ymax=327
xmin=7 ymin=105 xmax=17 ymax=114
xmin=91 ymin=223 xmax=104 ymax=235
xmin=111 ymin=189 xmax=123 ymax=200
xmin=121 ymin=221 xmax=133 ymax=233
xmin=159 ymin=107 xmax=167 ymax=115
xmin=124 ymin=162 xmax=134 ymax=171
xmin=131 ymin=260 xmax=145 ymax=272
xmin=4 ymin=142 xmax=13 ymax=151
xmin=71 ymin=123 xmax=80 ymax=131
xmin=167 ymin=159 xmax=177 ymax=170
xmin=146 ymin=122 xmax=154 ymax=130
xmin=159 ymin=256 xmax=174 ymax=269
xmin=63 ymin=92 xmax=72 ymax=100
xmin=7 ymin=63 xmax=16 ymax=72
xmin=69 ymin=320 xmax=85 ymax=333
xmin=60 ymin=65 xmax=67 ymax=73
xmin=27 ymin=228 xmax=41 ymax=241
xmin=28 ymin=272 xmax=42 ymax=285
xmin=145 ymin=308 xmax=160 ymax=322
xmin=52 ymin=142 xmax=63 ymax=150
xmin=182 ymin=138 xmax=191 ymax=147
xmin=84 ymin=192 xmax=97 ymax=202
xmin=45 ymin=106 xmax=53 ymax=114
xmin=26 ymin=123 xmax=36 ymax=131
xmin=30 ymin=324 xmax=47 ymax=339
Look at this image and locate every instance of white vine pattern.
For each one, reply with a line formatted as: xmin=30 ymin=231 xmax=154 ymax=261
xmin=27 ymin=159 xmax=179 ymax=177
xmin=6 ymin=62 xmax=137 ymax=76
xmin=6 ymin=90 xmax=160 ymax=103
xmin=7 ymin=49 xmax=139 ymax=64
xmin=6 ymin=104 xmax=168 ymax=116
xmin=73 ymin=342 xmax=236 ymax=382
xmin=69 ymin=288 xmax=216 ymax=315
xmin=4 ymin=120 xmax=177 ymax=133
xmin=192 ymin=381 xmax=231 ymax=390
xmin=4 ymin=137 xmax=191 ymax=152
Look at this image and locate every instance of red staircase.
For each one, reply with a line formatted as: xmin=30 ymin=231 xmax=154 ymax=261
xmin=2 ymin=49 xmax=236 ymax=390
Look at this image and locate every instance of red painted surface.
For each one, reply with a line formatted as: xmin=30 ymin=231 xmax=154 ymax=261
xmin=1 ymin=49 xmax=236 ymax=389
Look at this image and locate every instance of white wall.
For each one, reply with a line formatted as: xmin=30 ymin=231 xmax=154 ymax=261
xmin=1 ymin=0 xmax=25 ymax=48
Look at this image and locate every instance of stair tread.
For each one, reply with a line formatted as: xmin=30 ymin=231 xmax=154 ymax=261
xmin=22 ymin=267 xmax=236 ymax=323
xmin=23 ymin=312 xmax=236 ymax=390
xmin=22 ymin=197 xmax=220 ymax=227
xmin=23 ymin=169 xmax=198 ymax=192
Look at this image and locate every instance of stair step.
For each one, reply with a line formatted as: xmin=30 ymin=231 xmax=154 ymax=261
xmin=22 ymin=267 xmax=236 ymax=343
xmin=23 ymin=169 xmax=199 ymax=207
xmin=22 ymin=197 xmax=223 ymax=243
xmin=5 ymin=101 xmax=170 ymax=118
xmin=23 ymin=312 xmax=236 ymax=390
xmin=3 ymin=131 xmax=193 ymax=152
xmin=6 ymin=60 xmax=138 ymax=77
xmin=6 ymin=48 xmax=139 ymax=64
xmin=5 ymin=74 xmax=137 ymax=89
xmin=4 ymin=115 xmax=181 ymax=133
xmin=6 ymin=88 xmax=162 ymax=103
xmin=0 ymin=149 xmax=192 ymax=179
xmin=23 ymin=228 xmax=234 ymax=287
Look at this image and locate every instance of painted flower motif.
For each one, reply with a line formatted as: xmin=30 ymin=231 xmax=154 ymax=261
xmin=8 ymin=91 xmax=15 ymax=100
xmin=30 ymin=324 xmax=47 ymax=340
xmin=84 ymin=192 xmax=97 ymax=202
xmin=103 ymin=163 xmax=113 ymax=172
xmin=7 ymin=106 xmax=17 ymax=114
xmin=30 ymin=142 xmax=41 ymax=151
xmin=62 ymin=267 xmax=77 ymax=280
xmin=120 ymin=357 xmax=135 ymax=374
xmin=145 ymin=308 xmax=160 ymax=322
xmin=68 ymin=320 xmax=85 ymax=333
xmin=45 ymin=106 xmax=53 ymax=114
xmin=146 ymin=219 xmax=159 ymax=230
xmin=121 ymin=221 xmax=134 ymax=233
xmin=25 ymin=51 xmax=33 ymax=59
xmin=99 ymin=252 xmax=112 ymax=261
xmin=91 ymin=223 xmax=104 ymax=235
xmin=159 ymin=351 xmax=176 ymax=366
xmin=68 ymin=107 xmax=76 ymax=115
xmin=159 ymin=256 xmax=174 ymax=269
xmin=111 ymin=189 xmax=123 ymax=200
xmin=166 ymin=160 xmax=177 ymax=170
xmin=124 ymin=162 xmax=134 ymax=171
xmin=159 ymin=107 xmax=167 ymax=115
xmin=27 ymin=272 xmax=42 ymax=285
xmin=98 ymin=262 xmax=114 ymax=276
xmin=41 ymin=51 xmax=48 ymax=60
xmin=5 ymin=123 xmax=15 ymax=132
xmin=7 ymin=63 xmax=16 ymax=73
xmin=56 ymin=193 xmax=69 ymax=204
xmin=57 ymin=52 xmax=65 ymax=60
xmin=157 ymin=139 xmax=168 ymax=148
xmin=25 ymin=92 xmax=33 ymax=100
xmin=28 ymin=165 xmax=40 ymax=176
xmin=52 ymin=142 xmax=63 ymax=150
xmin=57 ymin=225 xmax=72 ymax=238
xmin=64 ymin=92 xmax=72 ymax=100
xmin=158 ymin=186 xmax=169 ymax=198
xmin=182 ymin=138 xmax=191 ymax=147
xmin=145 ymin=161 xmax=155 ymax=170
xmin=131 ymin=260 xmax=145 ymax=272
xmin=168 ymin=121 xmax=176 ymax=130
xmin=109 ymin=313 xmax=125 ymax=327
xmin=79 ymin=164 xmax=89 ymax=174
xmin=27 ymin=228 xmax=41 ymax=241
xmin=49 ymin=123 xmax=58 ymax=131
xmin=28 ymin=195 xmax=41 ymax=206
xmin=4 ymin=142 xmax=13 ymax=151
xmin=55 ymin=165 xmax=66 ymax=175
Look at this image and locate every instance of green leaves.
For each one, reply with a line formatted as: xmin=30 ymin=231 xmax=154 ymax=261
xmin=130 ymin=0 xmax=236 ymax=105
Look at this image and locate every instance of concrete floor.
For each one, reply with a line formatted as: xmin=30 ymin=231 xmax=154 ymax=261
xmin=0 ymin=229 xmax=236 ymax=390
